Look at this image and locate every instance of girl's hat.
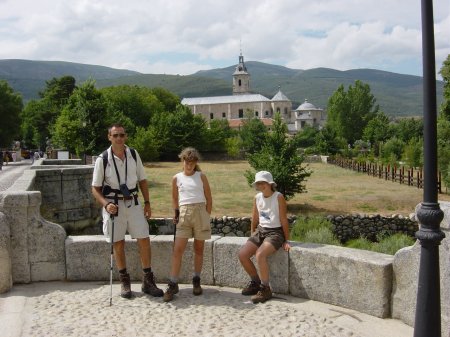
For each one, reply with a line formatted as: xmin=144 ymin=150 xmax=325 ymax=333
xmin=252 ymin=171 xmax=277 ymax=187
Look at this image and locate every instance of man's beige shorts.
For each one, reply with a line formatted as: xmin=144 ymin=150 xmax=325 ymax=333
xmin=176 ymin=203 xmax=211 ymax=240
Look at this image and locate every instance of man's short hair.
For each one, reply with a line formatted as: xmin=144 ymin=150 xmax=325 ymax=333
xmin=108 ymin=123 xmax=126 ymax=135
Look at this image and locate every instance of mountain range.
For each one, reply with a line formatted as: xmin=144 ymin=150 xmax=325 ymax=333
xmin=0 ymin=59 xmax=444 ymax=117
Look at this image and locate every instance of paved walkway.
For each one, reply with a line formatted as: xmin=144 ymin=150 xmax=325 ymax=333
xmin=0 ymin=282 xmax=413 ymax=337
xmin=0 ymin=159 xmax=32 ymax=191
xmin=0 ymin=160 xmax=414 ymax=336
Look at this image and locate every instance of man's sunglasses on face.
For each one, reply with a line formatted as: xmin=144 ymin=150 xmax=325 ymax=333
xmin=111 ymin=133 xmax=126 ymax=138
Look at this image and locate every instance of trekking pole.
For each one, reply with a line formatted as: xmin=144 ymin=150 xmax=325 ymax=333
xmin=109 ymin=214 xmax=115 ymax=306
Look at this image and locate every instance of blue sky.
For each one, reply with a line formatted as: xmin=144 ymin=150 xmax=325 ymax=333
xmin=0 ymin=0 xmax=449 ymax=77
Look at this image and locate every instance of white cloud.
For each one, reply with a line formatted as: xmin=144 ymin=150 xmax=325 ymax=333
xmin=0 ymin=0 xmax=448 ymax=76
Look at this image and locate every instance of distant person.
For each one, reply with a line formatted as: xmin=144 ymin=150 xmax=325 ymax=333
xmin=4 ymin=151 xmax=9 ymax=165
xmin=34 ymin=151 xmax=40 ymax=161
xmin=91 ymin=123 xmax=163 ymax=299
xmin=238 ymin=171 xmax=291 ymax=303
xmin=0 ymin=151 xmax=3 ymax=170
xmin=163 ymin=147 xmax=213 ymax=302
xmin=11 ymin=151 xmax=16 ymax=162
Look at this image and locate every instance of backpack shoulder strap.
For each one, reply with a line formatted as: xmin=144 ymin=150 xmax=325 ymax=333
xmin=129 ymin=148 xmax=137 ymax=162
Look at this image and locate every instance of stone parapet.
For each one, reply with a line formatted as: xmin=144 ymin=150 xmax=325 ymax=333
xmin=66 ymin=235 xmax=219 ymax=285
xmin=65 ymin=235 xmax=393 ymax=318
xmin=0 ymin=211 xmax=12 ymax=293
xmin=392 ymin=201 xmax=450 ymax=337
xmin=213 ymin=236 xmax=289 ymax=294
xmin=289 ymin=243 xmax=393 ymax=318
xmin=0 ymin=191 xmax=66 ymax=284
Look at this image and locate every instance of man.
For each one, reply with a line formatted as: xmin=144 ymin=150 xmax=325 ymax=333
xmin=92 ymin=123 xmax=163 ymax=299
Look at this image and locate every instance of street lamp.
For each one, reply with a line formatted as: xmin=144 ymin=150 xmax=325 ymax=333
xmin=414 ymin=1 xmax=446 ymax=336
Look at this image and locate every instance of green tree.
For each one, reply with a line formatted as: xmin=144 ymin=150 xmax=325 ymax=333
xmin=127 ymin=126 xmax=160 ymax=161
xmin=363 ymin=111 xmax=391 ymax=156
xmin=52 ymin=80 xmax=110 ymax=156
xmin=204 ymin=119 xmax=235 ymax=152
xmin=389 ymin=118 xmax=423 ymax=143
xmin=294 ymin=125 xmax=319 ymax=148
xmin=39 ymin=76 xmax=76 ymax=107
xmin=0 ymin=80 xmax=23 ymax=147
xmin=440 ymin=54 xmax=450 ymax=119
xmin=403 ymin=137 xmax=423 ymax=168
xmin=101 ymin=85 xmax=165 ymax=134
xmin=313 ymin=126 xmax=347 ymax=155
xmin=245 ymin=113 xmax=312 ymax=200
xmin=240 ymin=112 xmax=268 ymax=154
xmin=381 ymin=137 xmax=405 ymax=164
xmin=437 ymin=115 xmax=450 ymax=188
xmin=148 ymin=104 xmax=208 ymax=159
xmin=21 ymin=76 xmax=76 ymax=149
xmin=326 ymin=80 xmax=379 ymax=144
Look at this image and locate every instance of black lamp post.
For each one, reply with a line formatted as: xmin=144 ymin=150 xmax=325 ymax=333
xmin=414 ymin=1 xmax=446 ymax=336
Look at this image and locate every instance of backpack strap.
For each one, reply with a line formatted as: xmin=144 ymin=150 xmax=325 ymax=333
xmin=101 ymin=147 xmax=140 ymax=195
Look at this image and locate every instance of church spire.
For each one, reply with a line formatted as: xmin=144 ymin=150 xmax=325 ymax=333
xmin=233 ymin=51 xmax=250 ymax=95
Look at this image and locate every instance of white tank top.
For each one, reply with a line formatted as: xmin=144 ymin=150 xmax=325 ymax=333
xmin=256 ymin=191 xmax=281 ymax=228
xmin=176 ymin=171 xmax=206 ymax=206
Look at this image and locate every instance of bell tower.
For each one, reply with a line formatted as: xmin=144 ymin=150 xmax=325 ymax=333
xmin=232 ymin=52 xmax=250 ymax=95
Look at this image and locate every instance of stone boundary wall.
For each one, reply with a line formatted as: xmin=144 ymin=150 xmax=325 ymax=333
xmin=326 ymin=214 xmax=418 ymax=242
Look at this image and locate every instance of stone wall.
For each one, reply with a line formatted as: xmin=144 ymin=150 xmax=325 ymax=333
xmin=326 ymin=214 xmax=418 ymax=242
xmin=148 ymin=216 xmax=298 ymax=237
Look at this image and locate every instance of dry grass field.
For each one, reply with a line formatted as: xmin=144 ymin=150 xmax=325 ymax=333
xmin=144 ymin=161 xmax=450 ymax=218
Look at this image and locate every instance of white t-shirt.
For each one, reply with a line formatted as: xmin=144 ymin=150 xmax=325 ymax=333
xmin=92 ymin=146 xmax=146 ymax=195
xmin=176 ymin=171 xmax=206 ymax=206
xmin=255 ymin=191 xmax=281 ymax=228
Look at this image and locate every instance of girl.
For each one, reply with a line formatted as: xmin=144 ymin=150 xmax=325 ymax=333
xmin=163 ymin=147 xmax=213 ymax=302
xmin=238 ymin=170 xmax=291 ymax=303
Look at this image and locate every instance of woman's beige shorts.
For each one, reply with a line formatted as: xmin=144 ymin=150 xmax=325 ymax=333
xmin=176 ymin=203 xmax=211 ymax=240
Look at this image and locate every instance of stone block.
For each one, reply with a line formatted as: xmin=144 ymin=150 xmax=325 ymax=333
xmin=66 ymin=235 xmax=147 ymax=281
xmin=150 ymin=235 xmax=219 ymax=285
xmin=30 ymin=261 xmax=66 ymax=281
xmin=289 ymin=243 xmax=393 ymax=318
xmin=392 ymin=201 xmax=450 ymax=337
xmin=213 ymin=237 xmax=289 ymax=294
xmin=0 ymin=212 xmax=12 ymax=293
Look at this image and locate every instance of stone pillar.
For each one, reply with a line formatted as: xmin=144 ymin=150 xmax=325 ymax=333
xmin=392 ymin=201 xmax=450 ymax=337
xmin=0 ymin=211 xmax=12 ymax=293
xmin=0 ymin=191 xmax=67 ymax=284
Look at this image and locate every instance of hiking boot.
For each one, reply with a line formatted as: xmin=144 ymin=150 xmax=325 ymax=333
xmin=241 ymin=280 xmax=261 ymax=296
xmin=192 ymin=276 xmax=202 ymax=296
xmin=119 ymin=272 xmax=132 ymax=299
xmin=163 ymin=281 xmax=179 ymax=302
xmin=142 ymin=271 xmax=164 ymax=297
xmin=251 ymin=284 xmax=272 ymax=304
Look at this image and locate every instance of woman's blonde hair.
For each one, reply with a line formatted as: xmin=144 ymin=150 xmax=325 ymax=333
xmin=178 ymin=147 xmax=202 ymax=171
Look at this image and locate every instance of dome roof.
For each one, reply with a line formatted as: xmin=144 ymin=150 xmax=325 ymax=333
xmin=297 ymin=99 xmax=317 ymax=110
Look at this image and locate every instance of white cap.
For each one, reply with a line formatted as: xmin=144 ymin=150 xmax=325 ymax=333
xmin=252 ymin=171 xmax=277 ymax=187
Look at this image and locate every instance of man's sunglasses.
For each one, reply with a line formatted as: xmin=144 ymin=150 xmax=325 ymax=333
xmin=111 ymin=133 xmax=126 ymax=138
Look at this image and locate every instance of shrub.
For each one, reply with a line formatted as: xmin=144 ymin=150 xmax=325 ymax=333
xmin=372 ymin=233 xmax=416 ymax=255
xmin=303 ymin=227 xmax=342 ymax=246
xmin=290 ymin=216 xmax=332 ymax=241
xmin=346 ymin=238 xmax=374 ymax=251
